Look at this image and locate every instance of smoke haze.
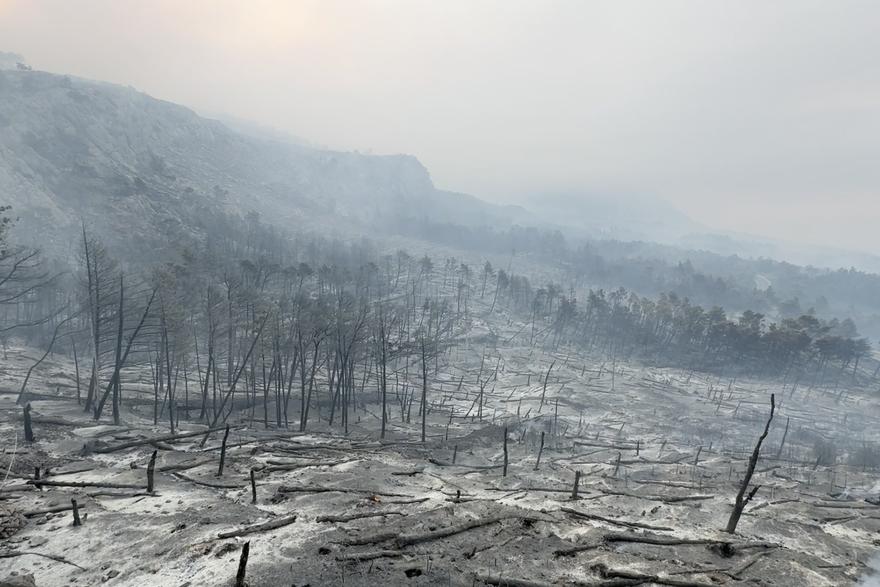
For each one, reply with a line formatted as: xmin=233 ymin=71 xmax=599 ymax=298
xmin=2 ymin=1 xmax=880 ymax=253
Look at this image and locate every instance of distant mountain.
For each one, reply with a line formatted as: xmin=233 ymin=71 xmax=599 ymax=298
xmin=679 ymin=232 xmax=880 ymax=274
xmin=516 ymin=192 xmax=706 ymax=244
xmin=0 ymin=68 xmax=448 ymax=259
xmin=2 ymin=66 xmax=876 ymax=275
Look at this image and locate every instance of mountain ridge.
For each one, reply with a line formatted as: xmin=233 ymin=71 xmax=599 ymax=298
xmin=0 ymin=68 xmax=442 ymax=259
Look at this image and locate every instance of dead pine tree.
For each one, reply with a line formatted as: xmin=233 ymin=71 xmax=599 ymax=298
xmin=776 ymin=416 xmax=790 ymax=458
xmin=724 ymin=393 xmax=775 ymax=534
xmin=23 ymin=403 xmax=34 ymax=442
xmin=539 ymin=361 xmax=555 ymax=410
xmin=502 ymin=427 xmax=508 ymax=477
xmin=235 ymin=541 xmax=250 ymax=587
xmin=71 ymin=499 xmax=82 ymax=527
xmin=250 ymin=469 xmax=257 ymax=504
xmin=217 ymin=424 xmax=231 ymax=476
xmin=534 ymin=431 xmax=545 ymax=471
xmin=146 ymin=450 xmax=157 ymax=493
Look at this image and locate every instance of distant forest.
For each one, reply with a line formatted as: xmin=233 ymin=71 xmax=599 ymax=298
xmin=391 ymin=215 xmax=880 ymax=347
xmin=4 ymin=204 xmax=876 ymax=435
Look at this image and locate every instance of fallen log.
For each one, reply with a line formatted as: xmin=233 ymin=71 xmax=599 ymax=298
xmin=561 ymin=507 xmax=674 ymax=531
xmin=659 ymin=495 xmax=715 ymax=503
xmin=217 ymin=513 xmax=298 ymax=539
xmin=49 ymin=465 xmax=97 ymax=477
xmin=631 ymin=479 xmax=710 ymax=489
xmin=589 ymin=488 xmax=714 ymax=504
xmin=383 ymin=497 xmax=429 ymax=505
xmin=604 ymin=533 xmax=717 ymax=546
xmin=28 ymin=480 xmax=144 ymax=490
xmin=428 ymin=458 xmax=503 ymax=470
xmin=266 ymin=460 xmax=348 ymax=472
xmin=316 ymin=510 xmax=404 ymax=523
xmin=277 ymin=485 xmax=413 ymax=497
xmin=728 ymin=551 xmax=771 ymax=578
xmin=336 ymin=550 xmax=403 ymax=562
xmin=85 ymin=491 xmax=155 ymax=499
xmin=486 ymin=486 xmax=586 ymax=495
xmin=574 ymin=440 xmax=640 ymax=451
xmin=157 ymin=459 xmax=214 ymax=472
xmin=396 ymin=515 xmax=505 ymax=547
xmin=172 ymin=473 xmax=243 ymax=489
xmin=341 ymin=531 xmax=398 ymax=546
xmin=553 ymin=543 xmax=601 ymax=557
xmin=93 ymin=427 xmax=226 ymax=453
xmin=594 ymin=563 xmax=717 ymax=587
xmin=24 ymin=503 xmax=89 ymax=517
xmin=477 ymin=575 xmax=644 ymax=587
xmin=604 ymin=533 xmax=777 ymax=550
xmin=474 ymin=576 xmax=562 ymax=587
xmin=203 ymin=439 xmax=257 ymax=452
xmin=0 ymin=550 xmax=86 ymax=570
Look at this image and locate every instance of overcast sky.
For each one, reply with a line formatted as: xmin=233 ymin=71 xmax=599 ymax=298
xmin=2 ymin=1 xmax=879 ymax=254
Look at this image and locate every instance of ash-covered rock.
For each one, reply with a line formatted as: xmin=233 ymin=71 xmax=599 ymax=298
xmin=0 ymin=504 xmax=27 ymax=539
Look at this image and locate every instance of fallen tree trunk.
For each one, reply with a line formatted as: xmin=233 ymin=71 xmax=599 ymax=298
xmin=218 ymin=513 xmax=298 ymax=539
xmin=396 ymin=515 xmax=505 ymax=547
xmin=476 ymin=575 xmax=643 ymax=587
xmin=594 ymin=563 xmax=717 ymax=587
xmin=277 ymin=485 xmax=412 ymax=497
xmin=266 ymin=460 xmax=348 ymax=472
xmin=561 ymin=507 xmax=674 ymax=531
xmin=172 ymin=473 xmax=243 ymax=489
xmin=553 ymin=543 xmax=601 ymax=557
xmin=341 ymin=531 xmax=398 ymax=546
xmin=0 ymin=550 xmax=86 ymax=571
xmin=157 ymin=459 xmax=214 ymax=472
xmin=428 ymin=458 xmax=504 ymax=470
xmin=93 ymin=427 xmax=226 ymax=453
xmin=475 ymin=576 xmax=565 ymax=587
xmin=316 ymin=510 xmax=404 ymax=523
xmin=604 ymin=533 xmax=776 ymax=550
xmin=24 ymin=503 xmax=89 ymax=517
xmin=336 ymin=550 xmax=403 ymax=562
xmin=29 ymin=480 xmax=144 ymax=490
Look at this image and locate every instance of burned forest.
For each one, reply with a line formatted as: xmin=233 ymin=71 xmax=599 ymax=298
xmin=1 ymin=64 xmax=880 ymax=587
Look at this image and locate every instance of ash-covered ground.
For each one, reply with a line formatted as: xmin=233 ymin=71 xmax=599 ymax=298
xmin=2 ymin=339 xmax=880 ymax=586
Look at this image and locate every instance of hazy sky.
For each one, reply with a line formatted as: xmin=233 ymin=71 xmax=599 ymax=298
xmin=2 ymin=1 xmax=880 ymax=254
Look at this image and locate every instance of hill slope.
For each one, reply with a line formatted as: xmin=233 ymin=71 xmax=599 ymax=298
xmin=0 ymin=69 xmax=445 ymax=258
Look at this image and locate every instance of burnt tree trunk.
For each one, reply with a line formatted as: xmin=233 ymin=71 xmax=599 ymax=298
xmin=725 ymin=393 xmax=775 ymax=534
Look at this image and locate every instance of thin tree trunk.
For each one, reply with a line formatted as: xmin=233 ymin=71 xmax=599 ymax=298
xmin=725 ymin=394 xmax=775 ymax=534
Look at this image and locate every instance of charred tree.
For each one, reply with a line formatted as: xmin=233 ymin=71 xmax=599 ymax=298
xmin=725 ymin=393 xmax=775 ymax=534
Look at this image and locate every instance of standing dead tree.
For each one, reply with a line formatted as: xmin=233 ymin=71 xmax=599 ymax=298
xmin=17 ymin=303 xmax=77 ymax=404
xmin=93 ymin=280 xmax=156 ymax=423
xmin=725 ymin=393 xmax=775 ymax=534
xmin=78 ymin=226 xmax=118 ymax=414
xmin=373 ymin=301 xmax=402 ymax=439
xmin=411 ymin=298 xmax=454 ymax=442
